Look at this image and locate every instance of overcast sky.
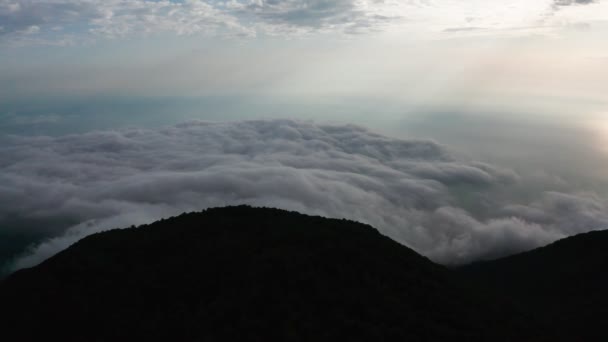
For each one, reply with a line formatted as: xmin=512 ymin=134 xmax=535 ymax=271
xmin=1 ymin=0 xmax=608 ymax=273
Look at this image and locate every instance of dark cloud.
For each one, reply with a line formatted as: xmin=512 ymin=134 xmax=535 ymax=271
xmin=228 ymin=0 xmax=396 ymax=33
xmin=3 ymin=120 xmax=607 ymax=271
xmin=244 ymin=0 xmax=359 ymax=27
xmin=550 ymin=0 xmax=598 ymax=15
xmin=0 ymin=0 xmax=249 ymax=42
xmin=0 ymin=0 xmax=397 ymax=43
xmin=554 ymin=0 xmax=596 ymax=6
xmin=0 ymin=1 xmax=101 ymax=36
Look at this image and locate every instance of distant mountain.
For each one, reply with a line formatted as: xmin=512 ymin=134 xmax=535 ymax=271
xmin=0 ymin=206 xmax=535 ymax=341
xmin=460 ymin=229 xmax=608 ymax=340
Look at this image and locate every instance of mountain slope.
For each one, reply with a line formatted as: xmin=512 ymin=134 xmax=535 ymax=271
xmin=0 ymin=206 xmax=529 ymax=341
xmin=461 ymin=229 xmax=608 ymax=340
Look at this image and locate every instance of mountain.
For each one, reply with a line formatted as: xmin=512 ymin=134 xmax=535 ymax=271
xmin=460 ymin=229 xmax=608 ymax=340
xmin=0 ymin=206 xmax=532 ymax=341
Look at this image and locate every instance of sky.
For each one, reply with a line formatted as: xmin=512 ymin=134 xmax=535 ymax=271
xmin=1 ymin=0 xmax=608 ymax=273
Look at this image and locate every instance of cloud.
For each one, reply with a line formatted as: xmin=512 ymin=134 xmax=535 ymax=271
xmin=2 ymin=0 xmax=603 ymax=45
xmin=549 ymin=0 xmax=599 ymax=17
xmin=0 ymin=0 xmax=395 ymax=43
xmin=230 ymin=0 xmax=360 ymax=26
xmin=0 ymin=0 xmax=252 ymax=44
xmin=226 ymin=0 xmax=396 ymax=35
xmin=554 ymin=0 xmax=597 ymax=6
xmin=2 ymin=119 xmax=607 ymax=272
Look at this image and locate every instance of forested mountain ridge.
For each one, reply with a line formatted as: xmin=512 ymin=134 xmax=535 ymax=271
xmin=1 ymin=206 xmax=602 ymax=341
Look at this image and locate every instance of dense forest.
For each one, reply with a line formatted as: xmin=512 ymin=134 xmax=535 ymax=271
xmin=1 ymin=206 xmax=605 ymax=341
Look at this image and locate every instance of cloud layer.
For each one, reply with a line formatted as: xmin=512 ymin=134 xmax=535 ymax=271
xmin=0 ymin=0 xmax=252 ymax=44
xmin=2 ymin=0 xmax=606 ymax=45
xmin=554 ymin=0 xmax=596 ymax=6
xmin=2 ymin=120 xmax=607 ymax=271
xmin=0 ymin=0 xmax=385 ymax=42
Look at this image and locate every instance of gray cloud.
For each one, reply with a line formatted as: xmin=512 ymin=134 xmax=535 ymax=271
xmin=0 ymin=1 xmax=98 ymax=36
xmin=238 ymin=0 xmax=359 ymax=26
xmin=554 ymin=0 xmax=596 ymax=6
xmin=2 ymin=0 xmax=599 ymax=45
xmin=3 ymin=120 xmax=607 ymax=272
xmin=227 ymin=0 xmax=395 ymax=34
xmin=0 ymin=0 xmax=251 ymax=43
xmin=0 ymin=0 xmax=399 ymax=44
xmin=549 ymin=0 xmax=599 ymax=17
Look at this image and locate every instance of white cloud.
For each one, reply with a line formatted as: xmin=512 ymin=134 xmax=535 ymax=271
xmin=3 ymin=120 xmax=607 ymax=271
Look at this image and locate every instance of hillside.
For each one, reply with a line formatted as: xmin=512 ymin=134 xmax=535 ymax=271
xmin=461 ymin=229 xmax=608 ymax=340
xmin=0 ymin=206 xmax=531 ymax=341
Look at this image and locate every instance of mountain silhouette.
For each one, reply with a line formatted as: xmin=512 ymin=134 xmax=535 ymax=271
xmin=0 ymin=206 xmax=603 ymax=341
xmin=461 ymin=229 xmax=608 ymax=340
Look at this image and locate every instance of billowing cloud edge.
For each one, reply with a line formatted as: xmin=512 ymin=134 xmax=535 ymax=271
xmin=2 ymin=119 xmax=607 ymax=272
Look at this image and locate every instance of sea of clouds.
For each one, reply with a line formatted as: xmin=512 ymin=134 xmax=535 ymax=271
xmin=2 ymin=119 xmax=608 ymax=271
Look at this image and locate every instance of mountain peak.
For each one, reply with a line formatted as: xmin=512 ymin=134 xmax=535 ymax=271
xmin=1 ymin=206 xmax=525 ymax=341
